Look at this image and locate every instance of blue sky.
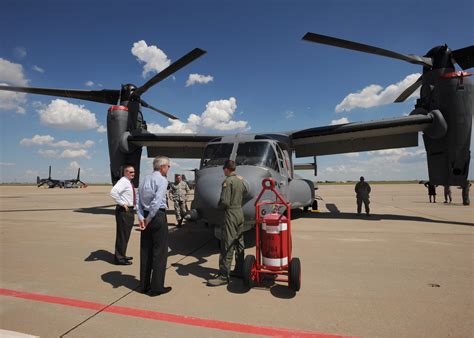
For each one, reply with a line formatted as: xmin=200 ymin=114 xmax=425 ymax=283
xmin=1 ymin=0 xmax=473 ymax=183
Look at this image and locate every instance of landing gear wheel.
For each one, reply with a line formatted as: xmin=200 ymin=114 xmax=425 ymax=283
xmin=289 ymin=257 xmax=301 ymax=291
xmin=243 ymin=255 xmax=256 ymax=289
xmin=303 ymin=206 xmax=309 ymax=212
xmin=311 ymin=200 xmax=318 ymax=211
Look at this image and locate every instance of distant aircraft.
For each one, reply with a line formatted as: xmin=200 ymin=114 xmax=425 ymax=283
xmin=37 ymin=166 xmax=87 ymax=188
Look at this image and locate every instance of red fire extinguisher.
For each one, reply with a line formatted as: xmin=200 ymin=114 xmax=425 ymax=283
xmin=243 ymin=178 xmax=301 ymax=292
xmin=261 ymin=212 xmax=290 ymax=270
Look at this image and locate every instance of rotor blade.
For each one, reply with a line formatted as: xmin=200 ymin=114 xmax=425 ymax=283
xmin=302 ymin=32 xmax=433 ymax=67
xmin=133 ymin=48 xmax=207 ymax=97
xmin=452 ymin=45 xmax=474 ymax=70
xmin=0 ymin=85 xmax=120 ymax=105
xmin=394 ymin=75 xmax=423 ymax=103
xmin=139 ymin=99 xmax=179 ymax=120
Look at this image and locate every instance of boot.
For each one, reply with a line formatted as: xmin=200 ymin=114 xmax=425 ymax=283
xmin=207 ymin=275 xmax=229 ymax=287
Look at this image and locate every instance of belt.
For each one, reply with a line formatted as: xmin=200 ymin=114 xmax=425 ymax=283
xmin=143 ymin=208 xmax=166 ymax=218
xmin=117 ymin=204 xmax=134 ymax=210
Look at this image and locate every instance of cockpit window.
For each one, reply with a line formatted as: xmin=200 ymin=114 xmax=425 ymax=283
xmin=235 ymin=142 xmax=278 ymax=171
xmin=201 ymin=143 xmax=234 ymax=168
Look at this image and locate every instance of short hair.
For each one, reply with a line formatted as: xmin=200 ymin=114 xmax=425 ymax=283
xmin=223 ymin=159 xmax=236 ymax=171
xmin=153 ymin=156 xmax=170 ymax=171
xmin=360 ymin=176 xmax=365 ymax=181
xmin=123 ymin=164 xmax=134 ymax=174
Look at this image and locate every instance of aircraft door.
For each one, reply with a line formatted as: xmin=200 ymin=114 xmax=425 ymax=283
xmin=274 ymin=143 xmax=291 ymax=197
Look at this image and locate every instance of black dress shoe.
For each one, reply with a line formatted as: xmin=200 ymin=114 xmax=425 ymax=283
xmin=115 ymin=259 xmax=132 ymax=265
xmin=139 ymin=287 xmax=150 ymax=294
xmin=125 ymin=256 xmax=133 ymax=260
xmin=148 ymin=287 xmax=172 ymax=297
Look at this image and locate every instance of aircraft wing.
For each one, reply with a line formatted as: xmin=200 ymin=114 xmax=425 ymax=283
xmin=128 ymin=132 xmax=221 ymax=158
xmin=289 ymin=114 xmax=433 ymax=157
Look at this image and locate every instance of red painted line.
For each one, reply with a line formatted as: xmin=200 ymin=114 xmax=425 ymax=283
xmin=1 ymin=288 xmax=354 ymax=338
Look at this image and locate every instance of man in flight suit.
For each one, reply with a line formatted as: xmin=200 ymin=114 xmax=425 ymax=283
xmin=169 ymin=174 xmax=190 ymax=226
xmin=355 ymin=176 xmax=371 ymax=216
xmin=207 ymin=160 xmax=248 ymax=287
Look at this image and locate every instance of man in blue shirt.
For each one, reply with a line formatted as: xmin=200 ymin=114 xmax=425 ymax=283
xmin=137 ymin=156 xmax=172 ymax=296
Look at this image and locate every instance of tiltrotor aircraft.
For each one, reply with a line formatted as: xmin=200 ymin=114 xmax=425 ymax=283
xmin=37 ymin=166 xmax=87 ymax=188
xmin=1 ymin=34 xmax=472 ymax=237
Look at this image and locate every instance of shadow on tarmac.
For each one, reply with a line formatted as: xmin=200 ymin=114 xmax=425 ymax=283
xmin=84 ymin=249 xmax=116 ymax=264
xmin=292 ymin=203 xmax=474 ymax=227
xmin=101 ymin=271 xmax=140 ymax=290
xmin=74 ymin=204 xmax=116 ymax=215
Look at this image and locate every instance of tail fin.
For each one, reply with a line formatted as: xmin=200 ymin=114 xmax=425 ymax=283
xmin=48 ymin=165 xmax=52 ymax=179
xmin=77 ymin=168 xmax=80 ymax=180
xmin=37 ymin=176 xmax=40 ymax=184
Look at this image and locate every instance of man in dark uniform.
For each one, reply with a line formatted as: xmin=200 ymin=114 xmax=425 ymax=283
xmin=137 ymin=156 xmax=172 ymax=296
xmin=355 ymin=176 xmax=371 ymax=215
xmin=424 ymin=182 xmax=437 ymax=203
xmin=207 ymin=160 xmax=248 ymax=287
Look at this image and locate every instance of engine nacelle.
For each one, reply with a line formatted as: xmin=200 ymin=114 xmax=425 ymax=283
xmin=417 ymin=72 xmax=473 ymax=186
xmin=288 ymin=178 xmax=314 ymax=208
xmin=106 ymin=105 xmax=142 ymax=186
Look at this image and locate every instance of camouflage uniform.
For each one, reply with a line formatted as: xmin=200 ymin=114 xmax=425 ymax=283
xmin=355 ymin=181 xmax=371 ymax=215
xmin=217 ymin=173 xmax=248 ymax=279
xmin=169 ymin=181 xmax=189 ymax=223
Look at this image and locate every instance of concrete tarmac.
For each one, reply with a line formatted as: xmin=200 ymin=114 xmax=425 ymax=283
xmin=0 ymin=184 xmax=472 ymax=337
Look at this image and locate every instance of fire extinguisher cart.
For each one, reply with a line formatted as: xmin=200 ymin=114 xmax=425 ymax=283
xmin=243 ymin=178 xmax=301 ymax=292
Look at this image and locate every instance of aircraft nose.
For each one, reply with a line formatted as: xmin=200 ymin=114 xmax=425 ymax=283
xmin=195 ymin=168 xmax=225 ymax=209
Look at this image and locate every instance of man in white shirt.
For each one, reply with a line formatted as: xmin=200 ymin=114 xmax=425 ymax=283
xmin=110 ymin=165 xmax=136 ymax=265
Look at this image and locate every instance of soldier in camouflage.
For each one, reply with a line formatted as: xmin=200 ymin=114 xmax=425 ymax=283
xmin=168 ymin=174 xmax=190 ymax=226
xmin=207 ymin=160 xmax=248 ymax=287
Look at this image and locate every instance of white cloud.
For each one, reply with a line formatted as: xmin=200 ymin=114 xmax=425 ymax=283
xmin=331 ymin=117 xmax=349 ymax=125
xmin=38 ymin=99 xmax=98 ymax=130
xmin=20 ymin=135 xmax=55 ymax=146
xmin=285 ymin=111 xmax=295 ymax=119
xmin=131 ymin=40 xmax=171 ymax=77
xmin=38 ymin=149 xmax=60 ymax=158
xmin=85 ymin=81 xmax=103 ymax=87
xmin=0 ymin=59 xmax=28 ymax=86
xmin=60 ymin=149 xmax=91 ymax=159
xmin=335 ymin=73 xmax=421 ymax=112
xmin=0 ymin=58 xmax=29 ymax=114
xmin=344 ymin=153 xmax=359 ymax=157
xmin=200 ymin=97 xmax=248 ymax=131
xmin=97 ymin=125 xmax=107 ymax=133
xmin=186 ymin=74 xmax=214 ymax=87
xmin=32 ymin=65 xmax=45 ymax=73
xmin=147 ymin=97 xmax=249 ymax=133
xmin=68 ymin=161 xmax=80 ymax=170
xmin=14 ymin=47 xmax=27 ymax=59
xmin=0 ymin=162 xmax=15 ymax=166
xmin=20 ymin=135 xmax=94 ymax=149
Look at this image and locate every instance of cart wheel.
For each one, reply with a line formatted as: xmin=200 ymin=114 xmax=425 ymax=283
xmin=289 ymin=257 xmax=301 ymax=291
xmin=243 ymin=255 xmax=256 ymax=289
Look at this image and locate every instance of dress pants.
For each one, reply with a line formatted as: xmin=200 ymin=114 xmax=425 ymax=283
xmin=140 ymin=210 xmax=168 ymax=293
xmin=114 ymin=205 xmax=134 ymax=261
